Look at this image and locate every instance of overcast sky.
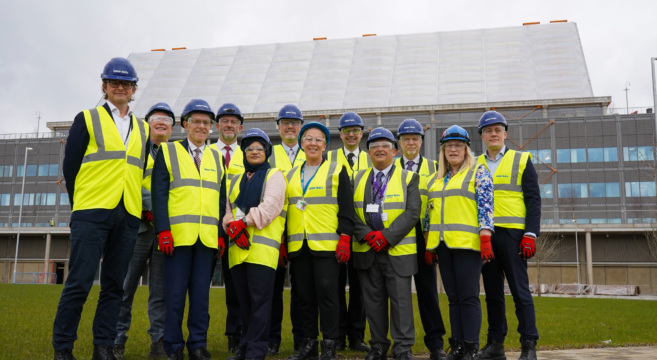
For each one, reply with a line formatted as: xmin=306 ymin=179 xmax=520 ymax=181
xmin=1 ymin=0 xmax=655 ymax=134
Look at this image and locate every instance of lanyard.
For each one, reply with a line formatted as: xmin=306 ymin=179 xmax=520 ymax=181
xmin=371 ymin=170 xmax=392 ymax=204
xmin=301 ymin=164 xmax=319 ymax=196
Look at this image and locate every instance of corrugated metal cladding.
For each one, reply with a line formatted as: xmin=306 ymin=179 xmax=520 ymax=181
xmin=120 ymin=22 xmax=594 ymax=118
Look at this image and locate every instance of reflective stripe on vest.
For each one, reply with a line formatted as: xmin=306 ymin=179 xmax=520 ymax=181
xmin=142 ymin=152 xmax=155 ymax=192
xmin=269 ymin=144 xmax=306 ymax=175
xmin=352 ymin=167 xmax=417 ymax=257
xmin=426 ymin=164 xmax=482 ymax=251
xmin=286 ymin=161 xmax=341 ymax=253
xmin=162 ymin=141 xmax=223 ymax=248
xmin=72 ymin=106 xmax=149 ymax=219
xmin=394 ymin=156 xmax=436 ymax=222
xmin=477 ymin=149 xmax=529 ymax=230
xmin=228 ymin=169 xmax=287 ymax=270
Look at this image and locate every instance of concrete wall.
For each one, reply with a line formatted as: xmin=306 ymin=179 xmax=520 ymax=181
xmin=527 ymin=264 xmax=657 ymax=294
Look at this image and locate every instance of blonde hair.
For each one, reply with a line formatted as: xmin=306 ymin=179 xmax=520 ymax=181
xmin=437 ymin=143 xmax=476 ymax=179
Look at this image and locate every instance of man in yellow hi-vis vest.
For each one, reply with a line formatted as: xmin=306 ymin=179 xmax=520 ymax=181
xmin=114 ymin=102 xmax=174 ymax=360
xmin=151 ymin=99 xmax=226 ymax=360
xmin=476 ymin=110 xmax=541 ymax=360
xmin=325 ymin=112 xmax=370 ymax=353
xmin=352 ymin=128 xmax=421 ymax=360
xmin=54 ymin=58 xmax=151 ymax=360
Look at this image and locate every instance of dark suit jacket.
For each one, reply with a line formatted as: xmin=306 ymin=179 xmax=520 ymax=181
xmin=152 ymin=138 xmax=226 ymax=236
xmin=353 ymin=165 xmax=421 ymax=277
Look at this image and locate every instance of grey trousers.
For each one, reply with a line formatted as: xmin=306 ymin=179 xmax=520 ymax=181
xmin=358 ymin=251 xmax=415 ymax=355
xmin=115 ymin=225 xmax=166 ymax=345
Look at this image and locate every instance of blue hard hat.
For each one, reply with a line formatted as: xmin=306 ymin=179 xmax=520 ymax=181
xmin=145 ymin=102 xmax=175 ymax=126
xmin=181 ymin=99 xmax=215 ymax=123
xmin=241 ymin=128 xmax=272 ymax=157
xmin=299 ymin=122 xmax=330 ymax=150
xmin=477 ymin=110 xmax=507 ymax=134
xmin=101 ymin=57 xmax=138 ymax=82
xmin=217 ymin=103 xmax=244 ymax=124
xmin=367 ymin=127 xmax=398 ymax=150
xmin=276 ymin=104 xmax=304 ymax=123
xmin=440 ymin=125 xmax=470 ymax=146
xmin=338 ymin=112 xmax=364 ymax=130
xmin=397 ymin=119 xmax=424 ymax=139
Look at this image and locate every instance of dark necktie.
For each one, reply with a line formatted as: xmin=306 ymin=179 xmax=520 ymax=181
xmin=347 ymin=153 xmax=355 ymax=168
xmin=194 ymin=148 xmax=201 ymax=172
xmin=224 ymin=146 xmax=231 ymax=168
xmin=370 ymin=172 xmax=386 ymax=231
xmin=406 ymin=160 xmax=415 ymax=171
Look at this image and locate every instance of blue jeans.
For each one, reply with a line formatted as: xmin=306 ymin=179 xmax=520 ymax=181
xmin=52 ymin=202 xmax=139 ymax=350
xmin=115 ymin=224 xmax=165 ymax=345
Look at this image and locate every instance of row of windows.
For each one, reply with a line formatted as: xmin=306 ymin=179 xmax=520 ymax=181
xmin=0 ymin=164 xmax=60 ymax=178
xmin=0 ymin=222 xmax=68 ymax=227
xmin=540 ymin=182 xmax=656 ymax=198
xmin=526 ymin=147 xmax=654 ymax=164
xmin=0 ymin=193 xmax=69 ymax=206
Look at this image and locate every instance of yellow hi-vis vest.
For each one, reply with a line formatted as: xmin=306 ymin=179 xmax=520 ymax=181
xmin=394 ymin=156 xmax=437 ymax=220
xmin=228 ymin=169 xmax=288 ymax=269
xmin=161 ymin=141 xmax=223 ymax=249
xmin=352 ymin=167 xmax=417 ymax=257
xmin=73 ymin=106 xmax=149 ymax=219
xmin=210 ymin=143 xmax=245 ymax=182
xmin=477 ymin=149 xmax=530 ymax=230
xmin=286 ymin=161 xmax=342 ymax=253
xmin=143 ymin=152 xmax=155 ymax=192
xmin=269 ymin=144 xmax=306 ymax=175
xmin=327 ymin=148 xmax=371 ymax=179
xmin=426 ymin=163 xmax=485 ymax=252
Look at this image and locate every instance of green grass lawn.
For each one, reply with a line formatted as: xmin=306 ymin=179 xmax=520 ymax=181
xmin=0 ymin=284 xmax=655 ymax=359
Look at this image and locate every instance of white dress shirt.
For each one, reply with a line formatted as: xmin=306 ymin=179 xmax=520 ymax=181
xmin=372 ymin=163 xmax=394 ymax=197
xmin=402 ymin=154 xmax=421 ymax=172
xmin=216 ymin=139 xmax=238 ymax=158
xmin=188 ymin=141 xmax=205 ymax=164
xmin=107 ymin=101 xmax=132 ymax=146
xmin=281 ymin=143 xmax=299 ymax=164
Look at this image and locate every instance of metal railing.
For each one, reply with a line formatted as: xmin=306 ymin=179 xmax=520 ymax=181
xmin=0 ymin=215 xmax=70 ymax=228
xmin=608 ymin=106 xmax=655 ymax=115
xmin=13 ymin=272 xmax=57 ymax=284
xmin=0 ymin=131 xmax=68 ymax=140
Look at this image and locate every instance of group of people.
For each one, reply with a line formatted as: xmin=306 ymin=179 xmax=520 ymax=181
xmin=52 ymin=58 xmax=541 ymax=360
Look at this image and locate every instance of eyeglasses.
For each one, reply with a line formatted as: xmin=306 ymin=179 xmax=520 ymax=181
xmin=443 ymin=144 xmax=466 ymax=150
xmin=341 ymin=128 xmax=362 ymax=136
xmin=148 ymin=115 xmax=173 ymax=125
xmin=280 ymin=120 xmax=302 ymax=127
xmin=245 ymin=146 xmax=265 ymax=153
xmin=188 ymin=118 xmax=213 ymax=127
xmin=302 ymin=136 xmax=326 ymax=144
xmin=220 ymin=118 xmax=241 ymax=126
xmin=368 ymin=143 xmax=393 ymax=151
xmin=105 ymin=80 xmax=136 ymax=90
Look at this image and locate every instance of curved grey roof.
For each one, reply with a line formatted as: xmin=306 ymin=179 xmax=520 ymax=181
xmin=125 ymin=22 xmax=593 ymax=118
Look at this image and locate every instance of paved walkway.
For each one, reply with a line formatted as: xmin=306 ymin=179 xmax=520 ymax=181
xmin=411 ymin=346 xmax=657 ymax=359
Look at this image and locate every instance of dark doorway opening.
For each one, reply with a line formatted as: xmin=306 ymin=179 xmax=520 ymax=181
xmin=55 ymin=262 xmax=65 ymax=284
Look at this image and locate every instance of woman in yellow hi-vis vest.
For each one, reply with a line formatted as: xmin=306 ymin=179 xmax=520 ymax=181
xmin=424 ymin=125 xmax=495 ymax=360
xmin=222 ymin=128 xmax=287 ymax=360
xmin=285 ymin=122 xmax=355 ymax=360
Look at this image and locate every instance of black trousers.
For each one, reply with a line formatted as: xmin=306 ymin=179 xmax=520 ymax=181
xmin=414 ymin=260 xmax=446 ymax=350
xmin=231 ymin=263 xmax=276 ymax=360
xmin=337 ymin=250 xmax=366 ymax=339
xmin=481 ymin=227 xmax=539 ymax=342
xmin=268 ymin=263 xmax=304 ymax=346
xmin=221 ymin=247 xmax=242 ymax=338
xmin=290 ymin=242 xmax=341 ymax=339
xmin=437 ymin=242 xmax=482 ymax=345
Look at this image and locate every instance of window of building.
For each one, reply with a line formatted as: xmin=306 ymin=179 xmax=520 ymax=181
xmin=559 ymin=218 xmax=590 ymax=224
xmin=589 ymin=182 xmax=620 ymax=198
xmin=16 ymin=165 xmax=37 ymax=177
xmin=0 ymin=165 xmax=13 ymax=177
xmin=60 ymin=193 xmax=70 ymax=206
xmin=49 ymin=164 xmax=59 ymax=176
xmin=35 ymin=193 xmax=57 ymax=206
xmin=588 ymin=147 xmax=618 ymax=162
xmin=591 ymin=218 xmax=622 ymax=224
xmin=38 ymin=164 xmax=49 ymax=176
xmin=538 ymin=150 xmax=551 ymax=163
xmin=558 ymin=183 xmax=588 ymax=198
xmin=15 ymin=193 xmax=36 ymax=206
xmin=604 ymin=147 xmax=618 ymax=161
xmin=540 ymin=184 xmax=553 ymax=198
xmin=557 ymin=148 xmax=586 ymax=163
xmin=0 ymin=194 xmax=10 ymax=206
xmin=625 ymin=181 xmax=656 ymax=197
xmin=624 ymin=146 xmax=655 ymax=161
xmin=58 ymin=222 xmax=67 ymax=227
xmin=541 ymin=218 xmax=554 ymax=224
xmin=628 ymin=218 xmax=656 ymax=224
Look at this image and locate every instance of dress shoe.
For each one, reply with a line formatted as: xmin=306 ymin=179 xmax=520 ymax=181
xmin=54 ymin=349 xmax=76 ymax=360
xmin=93 ymin=345 xmax=117 ymax=360
xmin=394 ymin=351 xmax=413 ymax=360
xmin=518 ymin=340 xmax=537 ymax=360
xmin=429 ymin=348 xmax=448 ymax=360
xmin=227 ymin=335 xmax=240 ymax=354
xmin=287 ymin=339 xmax=319 ymax=360
xmin=113 ymin=345 xmax=125 ymax=360
xmin=446 ymin=338 xmax=463 ymax=360
xmin=267 ymin=343 xmax=280 ymax=356
xmin=149 ymin=339 xmax=168 ymax=359
xmin=348 ymin=334 xmax=371 ymax=352
xmin=189 ymin=346 xmax=211 ymax=360
xmin=334 ymin=338 xmax=346 ymax=351
xmin=320 ymin=339 xmax=336 ymax=360
xmin=460 ymin=342 xmax=476 ymax=360
xmin=227 ymin=348 xmax=245 ymax=360
xmin=477 ymin=337 xmax=506 ymax=360
xmin=167 ymin=347 xmax=184 ymax=360
xmin=364 ymin=346 xmax=389 ymax=360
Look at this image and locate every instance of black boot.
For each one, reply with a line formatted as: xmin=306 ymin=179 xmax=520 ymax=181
xmin=54 ymin=349 xmax=76 ymax=360
xmin=287 ymin=339 xmax=319 ymax=360
xmin=113 ymin=345 xmax=125 ymax=360
xmin=227 ymin=335 xmax=240 ymax=353
xmin=460 ymin=342 xmax=477 ymax=360
xmin=320 ymin=339 xmax=336 ymax=360
xmin=518 ymin=340 xmax=537 ymax=360
xmin=189 ymin=346 xmax=211 ymax=360
xmin=267 ymin=342 xmax=280 ymax=356
xmin=429 ymin=348 xmax=448 ymax=360
xmin=394 ymin=351 xmax=413 ymax=360
xmin=446 ymin=338 xmax=463 ymax=360
xmin=364 ymin=346 xmax=389 ymax=360
xmin=149 ymin=339 xmax=167 ymax=359
xmin=477 ymin=337 xmax=506 ymax=360
xmin=227 ymin=348 xmax=245 ymax=360
xmin=347 ymin=333 xmax=371 ymax=352
xmin=334 ymin=337 xmax=346 ymax=351
xmin=167 ymin=347 xmax=184 ymax=360
xmin=93 ymin=345 xmax=117 ymax=360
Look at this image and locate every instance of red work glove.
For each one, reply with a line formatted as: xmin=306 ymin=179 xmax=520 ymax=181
xmin=519 ymin=235 xmax=536 ymax=260
xmin=365 ymin=231 xmax=389 ymax=252
xmin=234 ymin=230 xmax=251 ymax=250
xmin=158 ymin=230 xmax=174 ymax=256
xmin=480 ymin=235 xmax=494 ymax=261
xmin=217 ymin=236 xmax=225 ymax=259
xmin=424 ymin=250 xmax=438 ymax=266
xmin=278 ymin=242 xmax=288 ymax=268
xmin=227 ymin=219 xmax=248 ymax=240
xmin=141 ymin=210 xmax=153 ymax=222
xmin=335 ymin=235 xmax=351 ymax=264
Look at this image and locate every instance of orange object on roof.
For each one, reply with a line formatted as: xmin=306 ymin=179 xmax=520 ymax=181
xmin=550 ymin=20 xmax=567 ymax=23
xmin=172 ymin=47 xmax=186 ymax=50
xmin=523 ymin=22 xmax=540 ymax=25
xmin=363 ymin=34 xmax=376 ymax=37
xmin=151 ymin=49 xmax=165 ymax=51
xmin=313 ymin=37 xmax=327 ymax=41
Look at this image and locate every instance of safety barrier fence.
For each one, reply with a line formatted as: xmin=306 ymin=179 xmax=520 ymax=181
xmin=13 ymin=272 xmax=57 ymax=284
